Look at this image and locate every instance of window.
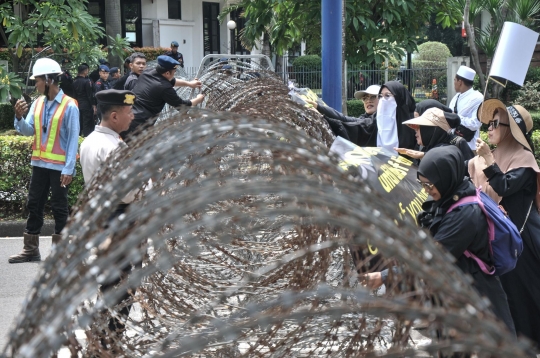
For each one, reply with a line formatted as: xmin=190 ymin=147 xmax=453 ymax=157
xmin=168 ymin=0 xmax=181 ymax=20
xmin=202 ymin=2 xmax=220 ymax=55
xmin=229 ymin=8 xmax=250 ymax=55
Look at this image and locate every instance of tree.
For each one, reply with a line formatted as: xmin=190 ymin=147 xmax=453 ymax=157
xmin=220 ymin=0 xmax=455 ymax=65
xmin=105 ymin=0 xmax=122 ymax=68
xmin=0 ymin=0 xmax=130 ymax=83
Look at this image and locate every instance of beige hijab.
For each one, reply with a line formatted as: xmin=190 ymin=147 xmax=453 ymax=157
xmin=468 ymin=108 xmax=540 ymax=208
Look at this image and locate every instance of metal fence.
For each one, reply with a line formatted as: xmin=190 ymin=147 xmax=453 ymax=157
xmin=284 ymin=65 xmax=448 ymax=103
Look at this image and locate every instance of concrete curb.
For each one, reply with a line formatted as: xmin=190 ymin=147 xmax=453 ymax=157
xmin=0 ymin=220 xmax=55 ymax=237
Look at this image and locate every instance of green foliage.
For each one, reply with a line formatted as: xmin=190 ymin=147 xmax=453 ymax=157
xmin=0 ymin=102 xmax=14 ymax=130
xmin=292 ymin=55 xmax=321 ymax=68
xmin=0 ymin=1 xmax=133 ymax=74
xmin=479 ymin=129 xmax=540 ymax=165
xmin=513 ymin=81 xmax=540 ymax=111
xmin=0 ymin=135 xmax=85 ymax=216
xmin=346 ymin=99 xmax=365 ymax=117
xmin=502 ymin=67 xmax=540 ymax=102
xmin=132 ymin=47 xmax=170 ymax=62
xmin=416 ymin=42 xmax=452 ymax=62
xmin=220 ymin=0 xmax=450 ymax=65
xmin=291 ymin=55 xmax=322 ymax=89
xmin=0 ymin=66 xmax=23 ymax=102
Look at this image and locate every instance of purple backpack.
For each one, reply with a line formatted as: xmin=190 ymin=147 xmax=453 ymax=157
xmin=447 ymin=187 xmax=523 ymax=276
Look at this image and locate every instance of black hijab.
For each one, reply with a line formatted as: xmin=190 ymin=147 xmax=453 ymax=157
xmin=417 ymin=146 xmax=466 ymax=207
xmin=380 ymin=81 xmax=416 ymax=149
xmin=420 ymin=126 xmax=452 ymax=152
xmin=415 ymin=99 xmax=452 ymax=115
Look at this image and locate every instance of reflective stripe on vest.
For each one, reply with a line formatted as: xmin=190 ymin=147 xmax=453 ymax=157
xmin=31 ymin=95 xmax=73 ymax=164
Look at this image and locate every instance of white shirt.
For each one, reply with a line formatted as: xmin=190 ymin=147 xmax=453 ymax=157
xmin=80 ymin=126 xmax=136 ymax=203
xmin=448 ymin=87 xmax=484 ymax=150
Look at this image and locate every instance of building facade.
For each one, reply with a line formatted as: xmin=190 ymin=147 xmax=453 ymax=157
xmin=89 ymin=0 xmax=250 ymax=68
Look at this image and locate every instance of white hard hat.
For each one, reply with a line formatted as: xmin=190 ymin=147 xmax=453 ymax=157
xmin=30 ymin=58 xmax=62 ymax=80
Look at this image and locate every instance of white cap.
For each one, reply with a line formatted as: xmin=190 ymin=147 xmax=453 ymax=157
xmin=456 ymin=65 xmax=476 ymax=81
xmin=354 ymin=85 xmax=381 ymax=100
xmin=30 ymin=58 xmax=62 ymax=80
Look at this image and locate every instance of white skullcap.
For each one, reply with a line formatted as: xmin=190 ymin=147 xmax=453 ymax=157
xmin=456 ymin=65 xmax=476 ymax=81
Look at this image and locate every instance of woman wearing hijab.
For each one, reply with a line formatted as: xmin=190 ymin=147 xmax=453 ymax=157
xmin=362 ymin=146 xmax=515 ymax=333
xmin=396 ymin=107 xmax=474 ymax=162
xmin=470 ymin=99 xmax=540 ymax=346
xmin=376 ymin=81 xmax=417 ymax=151
xmin=306 ymin=85 xmax=380 ymax=146
xmin=414 ymin=98 xmax=452 ymax=117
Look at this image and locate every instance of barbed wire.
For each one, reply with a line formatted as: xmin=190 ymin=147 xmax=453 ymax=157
xmin=1 ymin=68 xmax=531 ymax=358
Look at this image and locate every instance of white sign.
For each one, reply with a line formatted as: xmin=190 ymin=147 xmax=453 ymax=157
xmin=489 ymin=22 xmax=539 ymax=87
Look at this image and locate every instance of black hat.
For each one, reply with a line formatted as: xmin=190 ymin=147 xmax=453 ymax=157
xmin=110 ymin=67 xmax=119 ymax=75
xmin=96 ymin=89 xmax=136 ymax=106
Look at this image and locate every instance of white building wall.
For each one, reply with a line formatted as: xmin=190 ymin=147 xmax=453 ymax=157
xmin=141 ymin=0 xmax=230 ymax=69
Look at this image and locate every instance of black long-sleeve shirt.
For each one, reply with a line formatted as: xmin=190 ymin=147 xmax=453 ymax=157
xmin=72 ymin=76 xmax=94 ymax=109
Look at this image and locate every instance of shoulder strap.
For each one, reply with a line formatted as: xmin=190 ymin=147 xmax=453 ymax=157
xmin=447 ymin=195 xmax=478 ymax=213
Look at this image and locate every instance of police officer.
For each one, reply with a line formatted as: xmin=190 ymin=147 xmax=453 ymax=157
xmin=164 ymin=41 xmax=184 ymax=68
xmin=113 ymin=57 xmax=131 ymax=90
xmin=94 ymin=65 xmax=111 ymax=94
xmin=59 ymin=58 xmax=74 ymax=97
xmin=89 ymin=58 xmax=109 ymax=83
xmin=9 ymin=58 xmax=79 ymax=263
xmin=73 ymin=64 xmax=97 ymax=136
xmin=124 ymin=52 xmax=147 ymax=91
xmin=121 ymin=55 xmax=204 ymax=139
xmin=109 ymin=67 xmax=120 ymax=88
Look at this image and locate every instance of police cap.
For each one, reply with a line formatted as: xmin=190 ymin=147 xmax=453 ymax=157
xmin=157 ymin=55 xmax=180 ymax=70
xmin=171 ymin=40 xmax=179 ymax=47
xmin=96 ymin=89 xmax=136 ymax=106
xmin=110 ymin=67 xmax=119 ymax=75
xmin=98 ymin=58 xmax=107 ymax=64
xmin=99 ymin=65 xmax=110 ymax=72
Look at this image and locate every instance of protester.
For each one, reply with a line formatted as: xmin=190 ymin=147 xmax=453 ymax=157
xmin=377 ymin=81 xmax=417 ymax=151
xmin=470 ymin=99 xmax=540 ymax=346
xmin=72 ymin=64 xmax=97 ymax=136
xmin=122 ymin=55 xmax=204 ymax=139
xmin=124 ymin=52 xmax=147 ymax=91
xmin=306 ymin=85 xmax=380 ymax=146
xmin=9 ymin=58 xmax=79 ymax=263
xmin=398 ymin=107 xmax=474 ymax=161
xmin=447 ymin=65 xmax=484 ymax=150
xmin=362 ymin=146 xmax=516 ymax=334
xmin=164 ymin=40 xmax=184 ymax=68
xmin=414 ymin=98 xmax=452 ymax=117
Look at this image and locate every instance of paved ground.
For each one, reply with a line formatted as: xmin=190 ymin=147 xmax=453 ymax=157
xmin=0 ymin=236 xmax=52 ymax=353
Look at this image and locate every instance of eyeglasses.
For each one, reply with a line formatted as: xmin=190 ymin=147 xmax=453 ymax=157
xmin=378 ymin=93 xmax=394 ymax=99
xmin=361 ymin=95 xmax=378 ymax=101
xmin=487 ymin=119 xmax=510 ymax=129
xmin=417 ymin=179 xmax=435 ymax=191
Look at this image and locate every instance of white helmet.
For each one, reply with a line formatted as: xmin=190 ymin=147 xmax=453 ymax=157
xmin=30 ymin=58 xmax=62 ymax=80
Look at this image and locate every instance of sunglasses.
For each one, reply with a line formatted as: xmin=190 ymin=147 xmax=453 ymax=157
xmin=417 ymin=179 xmax=435 ymax=191
xmin=378 ymin=93 xmax=394 ymax=99
xmin=487 ymin=119 xmax=510 ymax=129
xmin=361 ymin=95 xmax=378 ymax=101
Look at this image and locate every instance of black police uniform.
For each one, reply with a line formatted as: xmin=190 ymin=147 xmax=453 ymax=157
xmin=164 ymin=50 xmax=184 ymax=68
xmin=113 ymin=70 xmax=130 ymax=90
xmin=124 ymin=73 xmax=139 ymax=91
xmin=73 ymin=75 xmax=95 ymax=136
xmin=94 ymin=79 xmax=111 ymax=94
xmin=89 ymin=67 xmax=100 ymax=83
xmin=121 ymin=68 xmax=191 ymax=139
xmin=59 ymin=70 xmax=75 ymax=98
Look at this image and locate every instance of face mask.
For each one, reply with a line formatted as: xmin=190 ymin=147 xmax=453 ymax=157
xmin=376 ymin=96 xmax=398 ymax=150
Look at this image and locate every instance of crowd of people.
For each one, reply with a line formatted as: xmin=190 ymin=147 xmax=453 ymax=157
xmin=7 ymin=53 xmax=540 ymax=352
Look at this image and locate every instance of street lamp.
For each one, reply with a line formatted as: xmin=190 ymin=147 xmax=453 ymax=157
xmin=227 ymin=20 xmax=236 ymax=55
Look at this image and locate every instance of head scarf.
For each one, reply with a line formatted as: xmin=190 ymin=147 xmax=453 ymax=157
xmin=380 ymin=81 xmax=417 ymax=149
xmin=469 ymin=107 xmax=540 ymax=207
xmin=415 ymin=99 xmax=452 ymax=116
xmin=420 ymin=126 xmax=451 ymax=152
xmin=418 ymin=146 xmax=466 ymax=206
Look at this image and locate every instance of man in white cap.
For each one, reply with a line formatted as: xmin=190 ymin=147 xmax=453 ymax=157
xmin=447 ymin=65 xmax=484 ymax=150
xmin=306 ymin=84 xmax=381 ymax=146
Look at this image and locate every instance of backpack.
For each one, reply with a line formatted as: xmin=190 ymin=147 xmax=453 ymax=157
xmin=447 ymin=187 xmax=523 ymax=276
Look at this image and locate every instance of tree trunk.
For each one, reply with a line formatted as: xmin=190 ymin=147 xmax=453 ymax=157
xmin=464 ymin=0 xmax=486 ymax=94
xmin=341 ymin=0 xmax=347 ymax=115
xmin=105 ymin=0 xmax=122 ymax=68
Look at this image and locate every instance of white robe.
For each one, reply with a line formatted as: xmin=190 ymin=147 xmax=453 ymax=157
xmin=448 ymin=87 xmax=484 ymax=150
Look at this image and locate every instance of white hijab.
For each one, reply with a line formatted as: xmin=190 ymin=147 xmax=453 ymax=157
xmin=376 ymin=96 xmax=398 ymax=151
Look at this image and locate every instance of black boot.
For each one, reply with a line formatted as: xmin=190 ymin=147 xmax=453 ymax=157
xmin=8 ymin=233 xmax=41 ymax=263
